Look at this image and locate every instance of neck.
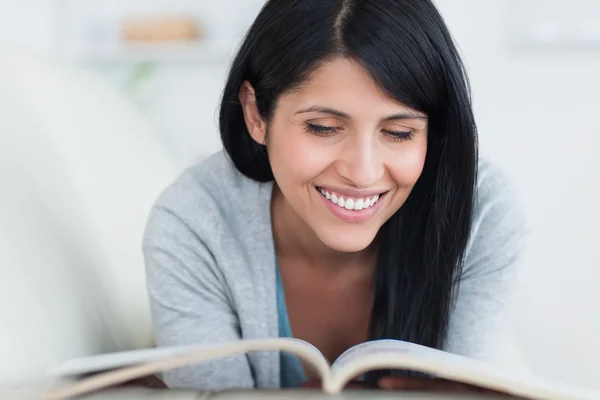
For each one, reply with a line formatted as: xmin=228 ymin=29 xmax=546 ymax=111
xmin=270 ymin=184 xmax=377 ymax=272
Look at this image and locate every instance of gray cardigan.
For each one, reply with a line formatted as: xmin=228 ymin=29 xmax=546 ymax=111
xmin=142 ymin=150 xmax=526 ymax=390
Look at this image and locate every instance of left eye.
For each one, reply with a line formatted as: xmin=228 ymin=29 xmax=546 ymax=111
xmin=305 ymin=123 xmax=339 ymax=136
xmin=383 ymin=129 xmax=415 ymax=141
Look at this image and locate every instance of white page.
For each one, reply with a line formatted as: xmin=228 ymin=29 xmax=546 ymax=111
xmin=330 ymin=339 xmax=536 ymax=382
xmin=49 ymin=345 xmax=201 ymax=377
xmin=327 ymin=340 xmax=600 ymax=399
xmin=49 ymin=338 xmax=331 ymax=380
xmin=330 ymin=339 xmax=434 ymax=376
xmin=46 ymin=338 xmax=334 ymax=399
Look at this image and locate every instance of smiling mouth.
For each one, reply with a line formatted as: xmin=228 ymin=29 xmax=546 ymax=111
xmin=315 ymin=186 xmax=387 ymax=211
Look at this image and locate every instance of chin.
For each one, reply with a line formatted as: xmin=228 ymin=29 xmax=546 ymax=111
xmin=318 ymin=230 xmax=378 ymax=254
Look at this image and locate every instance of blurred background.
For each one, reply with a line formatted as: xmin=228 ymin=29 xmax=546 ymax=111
xmin=0 ymin=0 xmax=599 ymax=393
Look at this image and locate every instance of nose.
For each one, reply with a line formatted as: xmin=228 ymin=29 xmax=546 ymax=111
xmin=336 ymin=135 xmax=384 ymax=188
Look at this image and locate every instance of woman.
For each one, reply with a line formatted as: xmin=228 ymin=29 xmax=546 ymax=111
xmin=143 ymin=0 xmax=525 ymax=392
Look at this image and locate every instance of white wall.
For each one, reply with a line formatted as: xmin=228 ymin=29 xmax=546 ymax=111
xmin=435 ymin=0 xmax=600 ymax=389
xmin=0 ymin=0 xmax=60 ymax=56
xmin=1 ymin=0 xmax=599 ymax=390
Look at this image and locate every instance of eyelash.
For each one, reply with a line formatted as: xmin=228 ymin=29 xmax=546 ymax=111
xmin=305 ymin=123 xmax=415 ymax=141
xmin=305 ymin=123 xmax=335 ymax=136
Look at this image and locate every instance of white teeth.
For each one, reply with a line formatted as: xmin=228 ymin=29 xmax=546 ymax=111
xmin=355 ymin=199 xmax=364 ymax=210
xmin=318 ymin=187 xmax=381 ymax=211
xmin=344 ymin=199 xmax=355 ymax=210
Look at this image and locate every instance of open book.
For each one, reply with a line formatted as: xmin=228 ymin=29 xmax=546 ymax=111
xmin=43 ymin=338 xmax=599 ymax=400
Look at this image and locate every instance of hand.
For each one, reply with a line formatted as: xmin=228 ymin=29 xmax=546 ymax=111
xmin=378 ymin=376 xmax=514 ymax=396
xmin=301 ymin=379 xmax=376 ymax=390
xmin=120 ymin=374 xmax=168 ymax=389
xmin=80 ymin=372 xmax=168 ymax=389
xmin=303 ymin=376 xmax=514 ymax=396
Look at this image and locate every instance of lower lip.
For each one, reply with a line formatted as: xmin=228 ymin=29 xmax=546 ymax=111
xmin=317 ymin=187 xmax=386 ymax=223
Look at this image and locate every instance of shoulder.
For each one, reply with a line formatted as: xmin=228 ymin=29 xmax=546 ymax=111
xmin=443 ymin=157 xmax=528 ymax=360
xmin=464 ymin=156 xmax=529 ymax=275
xmin=142 ymin=149 xmax=272 ymax=247
xmin=150 ymin=150 xmax=257 ymax=215
xmin=474 ymin=157 xmax=520 ymax=210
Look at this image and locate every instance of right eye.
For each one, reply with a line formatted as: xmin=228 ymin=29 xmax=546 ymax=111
xmin=305 ymin=123 xmax=339 ymax=136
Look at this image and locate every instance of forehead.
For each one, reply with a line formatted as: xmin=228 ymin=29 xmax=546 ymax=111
xmin=282 ymin=57 xmax=417 ymax=116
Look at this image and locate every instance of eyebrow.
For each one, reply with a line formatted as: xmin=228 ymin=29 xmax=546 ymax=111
xmin=294 ymin=106 xmax=427 ymax=121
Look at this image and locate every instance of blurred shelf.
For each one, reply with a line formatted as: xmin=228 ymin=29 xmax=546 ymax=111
xmin=72 ymin=39 xmax=239 ymax=65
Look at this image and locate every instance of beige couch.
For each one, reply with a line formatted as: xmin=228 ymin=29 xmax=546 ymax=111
xmin=0 ymin=45 xmax=178 ymax=386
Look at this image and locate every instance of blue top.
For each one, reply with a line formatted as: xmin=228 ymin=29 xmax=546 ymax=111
xmin=276 ymin=264 xmax=308 ymax=387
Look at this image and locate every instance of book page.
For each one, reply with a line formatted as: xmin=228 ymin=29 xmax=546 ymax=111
xmin=324 ymin=339 xmax=600 ymax=399
xmin=50 ymin=345 xmax=199 ymax=377
xmin=330 ymin=339 xmax=435 ymax=376
xmin=44 ymin=338 xmax=332 ymax=400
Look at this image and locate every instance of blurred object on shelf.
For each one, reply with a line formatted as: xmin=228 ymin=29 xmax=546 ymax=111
xmin=121 ymin=15 xmax=202 ymax=43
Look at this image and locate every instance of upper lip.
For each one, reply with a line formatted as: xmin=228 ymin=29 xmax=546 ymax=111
xmin=316 ymin=185 xmax=388 ymax=198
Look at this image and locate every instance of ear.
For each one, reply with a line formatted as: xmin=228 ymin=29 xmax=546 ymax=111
xmin=239 ymin=81 xmax=267 ymax=145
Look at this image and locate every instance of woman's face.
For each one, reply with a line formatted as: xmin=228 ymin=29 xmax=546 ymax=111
xmin=244 ymin=57 xmax=428 ymax=253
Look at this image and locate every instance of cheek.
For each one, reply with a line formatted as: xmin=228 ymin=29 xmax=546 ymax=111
xmin=388 ymin=140 xmax=428 ymax=187
xmin=267 ymin=127 xmax=328 ymax=186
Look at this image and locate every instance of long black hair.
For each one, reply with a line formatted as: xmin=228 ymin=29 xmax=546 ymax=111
xmin=219 ymin=0 xmax=478 ymax=377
